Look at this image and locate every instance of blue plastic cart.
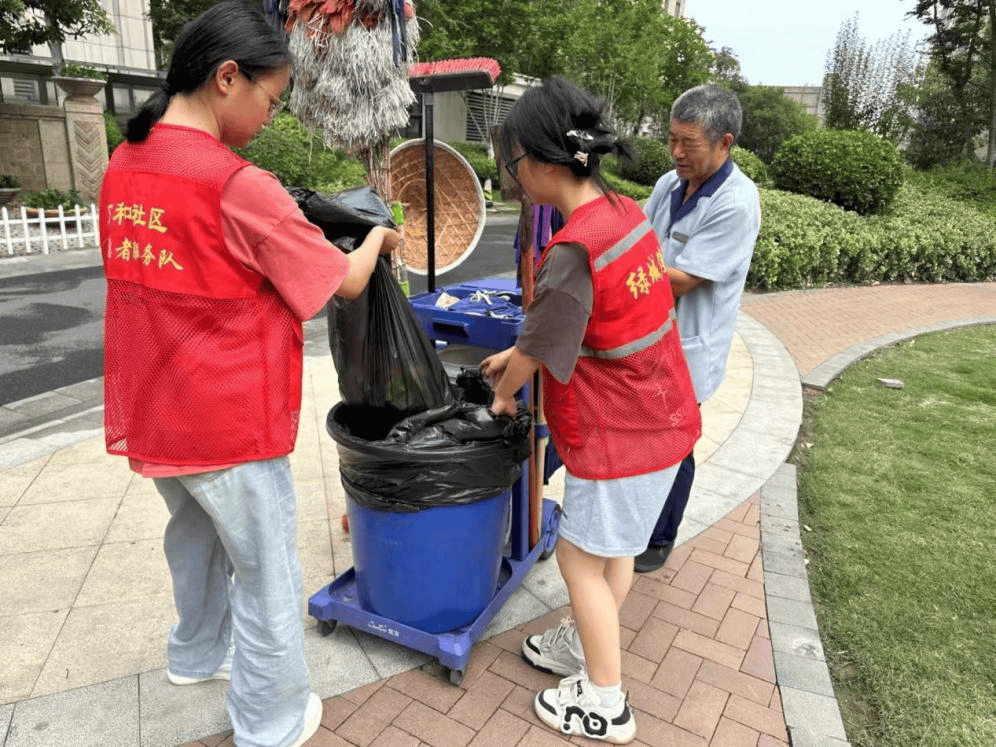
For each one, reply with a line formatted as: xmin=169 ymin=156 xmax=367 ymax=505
xmin=309 ymin=279 xmax=561 ymax=684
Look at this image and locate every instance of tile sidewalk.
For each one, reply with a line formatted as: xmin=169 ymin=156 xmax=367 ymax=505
xmin=1 ymin=244 xmax=993 ymax=746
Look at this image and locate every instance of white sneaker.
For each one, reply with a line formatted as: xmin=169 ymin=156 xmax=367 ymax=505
xmin=288 ymin=692 xmax=323 ymax=747
xmin=522 ymin=617 xmax=585 ymax=677
xmin=534 ymin=675 xmax=636 ymax=744
xmin=166 ymin=645 xmax=233 ymax=685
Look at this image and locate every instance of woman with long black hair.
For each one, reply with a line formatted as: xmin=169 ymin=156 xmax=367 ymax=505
xmin=100 ymin=3 xmax=398 ymax=744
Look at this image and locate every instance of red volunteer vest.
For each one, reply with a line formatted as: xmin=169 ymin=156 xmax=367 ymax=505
xmin=540 ymin=195 xmax=701 ymax=479
xmin=100 ymin=124 xmax=303 ymax=465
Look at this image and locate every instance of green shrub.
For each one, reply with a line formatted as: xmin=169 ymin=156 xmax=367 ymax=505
xmin=730 ymin=145 xmax=769 ymax=186
xmin=0 ymin=174 xmax=21 ymax=188
xmin=602 ymin=170 xmax=652 ymax=201
xmin=904 ymin=164 xmax=996 ymax=216
xmin=617 ymin=136 xmax=672 ymax=186
xmin=447 ymin=141 xmax=498 ymax=186
xmin=748 ymin=179 xmax=996 ymax=290
xmin=235 ymin=112 xmax=366 ymax=191
xmin=22 ymin=187 xmax=82 ymax=210
xmin=770 ymin=129 xmax=903 ymax=215
xmin=104 ymin=112 xmax=124 ymax=154
xmin=58 ymin=62 xmax=106 ymax=80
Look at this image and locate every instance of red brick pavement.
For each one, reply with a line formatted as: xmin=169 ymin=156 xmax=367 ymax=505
xmin=185 ymin=494 xmax=787 ymax=747
xmin=741 ymin=282 xmax=996 ymax=377
xmin=184 ymin=282 xmax=996 ymax=746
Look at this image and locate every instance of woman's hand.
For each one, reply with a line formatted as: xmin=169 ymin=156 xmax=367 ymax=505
xmin=489 ymin=391 xmax=518 ymax=418
xmin=374 ymin=225 xmax=401 ymax=255
xmin=480 ymin=347 xmax=513 ymax=384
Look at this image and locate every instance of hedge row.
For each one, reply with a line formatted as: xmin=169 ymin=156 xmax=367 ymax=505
xmin=748 ymin=181 xmax=996 ymax=290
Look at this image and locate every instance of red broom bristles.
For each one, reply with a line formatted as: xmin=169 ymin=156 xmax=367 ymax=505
xmin=409 ymin=57 xmax=501 ymax=83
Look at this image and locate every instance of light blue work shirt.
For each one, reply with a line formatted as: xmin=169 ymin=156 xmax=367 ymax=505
xmin=644 ymin=159 xmax=761 ymax=402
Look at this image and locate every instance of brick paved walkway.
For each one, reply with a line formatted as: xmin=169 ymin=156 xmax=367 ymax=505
xmin=741 ymin=283 xmax=996 ymax=378
xmin=185 ymin=494 xmax=788 ymax=747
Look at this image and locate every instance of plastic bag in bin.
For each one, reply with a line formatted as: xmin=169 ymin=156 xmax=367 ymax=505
xmin=328 ymin=400 xmax=531 ymax=512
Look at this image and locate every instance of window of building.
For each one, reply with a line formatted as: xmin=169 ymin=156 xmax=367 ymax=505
xmin=12 ymin=77 xmax=40 ymax=102
xmin=464 ymin=91 xmax=515 ymax=144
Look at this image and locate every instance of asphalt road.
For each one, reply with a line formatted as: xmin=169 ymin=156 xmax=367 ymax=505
xmin=0 ymin=213 xmax=521 ymax=407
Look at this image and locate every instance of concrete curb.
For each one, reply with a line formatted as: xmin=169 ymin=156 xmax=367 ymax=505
xmin=802 ymin=316 xmax=996 ymax=391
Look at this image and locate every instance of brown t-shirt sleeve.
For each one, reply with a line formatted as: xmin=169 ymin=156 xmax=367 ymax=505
xmin=516 ymin=242 xmax=593 ymax=383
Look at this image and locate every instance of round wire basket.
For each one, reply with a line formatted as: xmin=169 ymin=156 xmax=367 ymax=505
xmin=389 ymin=139 xmax=486 ymax=276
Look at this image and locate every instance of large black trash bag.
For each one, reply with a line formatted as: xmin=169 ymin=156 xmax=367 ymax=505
xmin=328 ymin=257 xmax=454 ymax=412
xmin=328 ymin=400 xmax=531 ymax=512
xmin=289 ymin=185 xmax=395 ymax=252
xmin=289 ymin=186 xmax=454 ymax=413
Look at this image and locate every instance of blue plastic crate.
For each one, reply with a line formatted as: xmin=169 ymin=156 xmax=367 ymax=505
xmin=409 ymin=282 xmax=523 ymax=349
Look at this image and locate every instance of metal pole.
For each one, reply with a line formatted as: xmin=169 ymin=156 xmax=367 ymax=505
xmin=423 ymin=92 xmax=436 ymax=292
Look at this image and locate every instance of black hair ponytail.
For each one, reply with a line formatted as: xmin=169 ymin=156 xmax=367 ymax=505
xmin=125 ymin=0 xmax=290 ymax=142
xmin=499 ymin=76 xmax=631 ymax=191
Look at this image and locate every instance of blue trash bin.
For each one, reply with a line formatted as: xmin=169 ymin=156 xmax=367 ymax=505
xmin=347 ymin=488 xmax=510 ymax=633
xmin=328 ymin=402 xmax=529 ymax=634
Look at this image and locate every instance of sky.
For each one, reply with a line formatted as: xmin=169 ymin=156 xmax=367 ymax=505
xmin=687 ymin=1 xmax=930 ymax=87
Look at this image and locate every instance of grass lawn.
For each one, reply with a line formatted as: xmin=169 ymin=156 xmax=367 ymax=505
xmin=793 ymin=324 xmax=996 ymax=747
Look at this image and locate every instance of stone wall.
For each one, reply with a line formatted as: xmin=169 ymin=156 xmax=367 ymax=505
xmin=0 ymin=90 xmax=108 ymax=204
xmin=0 ymin=102 xmax=72 ymax=193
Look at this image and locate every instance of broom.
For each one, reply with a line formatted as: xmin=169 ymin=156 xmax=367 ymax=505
xmin=285 ymin=0 xmax=418 ymax=288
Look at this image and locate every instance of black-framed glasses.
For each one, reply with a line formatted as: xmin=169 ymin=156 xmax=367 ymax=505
xmin=504 ymin=153 xmax=526 ymax=180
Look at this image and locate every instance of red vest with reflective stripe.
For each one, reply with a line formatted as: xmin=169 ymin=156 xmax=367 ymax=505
xmin=539 ymin=195 xmax=700 ymax=479
xmin=100 ymin=124 xmax=303 ymax=465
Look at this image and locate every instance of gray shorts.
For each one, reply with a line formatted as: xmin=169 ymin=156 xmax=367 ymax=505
xmin=557 ymin=463 xmax=681 ymax=557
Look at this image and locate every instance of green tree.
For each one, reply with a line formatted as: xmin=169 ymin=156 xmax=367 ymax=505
xmin=823 ymin=12 xmax=922 ymax=142
xmin=710 ymin=45 xmax=746 ymax=88
xmin=413 ymin=0 xmax=547 ymax=86
xmin=1 ymin=0 xmax=114 ymax=58
xmin=735 ymin=85 xmax=817 ymax=164
xmin=911 ymin=0 xmax=996 ymax=166
xmin=147 ymin=0 xmax=217 ymax=68
xmin=556 ymin=0 xmax=713 ymax=137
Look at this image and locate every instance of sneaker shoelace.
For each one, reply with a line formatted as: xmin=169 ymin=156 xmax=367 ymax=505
xmin=540 ymin=617 xmax=576 ymax=649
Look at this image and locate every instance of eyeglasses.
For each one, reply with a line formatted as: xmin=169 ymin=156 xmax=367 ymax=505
xmin=504 ymin=153 xmax=527 ymax=180
xmin=247 ymin=76 xmax=286 ymax=118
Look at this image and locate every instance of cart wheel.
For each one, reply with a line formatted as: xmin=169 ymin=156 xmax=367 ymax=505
xmin=317 ymin=619 xmax=337 ymax=637
xmin=448 ymin=668 xmax=464 ymax=686
xmin=539 ymin=505 xmax=562 ymax=560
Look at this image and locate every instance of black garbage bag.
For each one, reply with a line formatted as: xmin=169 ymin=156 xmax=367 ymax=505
xmin=328 ymin=400 xmax=532 ymax=512
xmin=289 ymin=185 xmax=395 ymax=252
xmin=289 ymin=186 xmax=454 ymax=413
xmin=328 ymin=257 xmax=455 ymax=412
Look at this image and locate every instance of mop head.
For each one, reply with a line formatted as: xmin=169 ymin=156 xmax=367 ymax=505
xmin=287 ymin=0 xmax=420 ymax=150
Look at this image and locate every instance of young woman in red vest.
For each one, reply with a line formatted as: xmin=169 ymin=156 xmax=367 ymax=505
xmin=99 ymin=3 xmax=398 ymax=745
xmin=481 ymin=76 xmax=701 ymax=744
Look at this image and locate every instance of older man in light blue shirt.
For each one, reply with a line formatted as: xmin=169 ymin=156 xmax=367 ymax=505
xmin=636 ymin=84 xmax=761 ymax=573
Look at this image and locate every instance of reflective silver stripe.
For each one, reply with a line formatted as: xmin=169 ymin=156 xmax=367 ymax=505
xmin=580 ymin=308 xmax=677 ymax=359
xmin=593 ymin=219 xmax=655 ymax=271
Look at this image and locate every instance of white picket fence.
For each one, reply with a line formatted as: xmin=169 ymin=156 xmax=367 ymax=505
xmin=0 ymin=203 xmax=100 ymax=256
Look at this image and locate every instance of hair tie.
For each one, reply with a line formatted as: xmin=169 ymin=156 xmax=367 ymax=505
xmin=566 ymin=129 xmax=595 ymax=169
xmin=566 ymin=129 xmax=595 ymax=146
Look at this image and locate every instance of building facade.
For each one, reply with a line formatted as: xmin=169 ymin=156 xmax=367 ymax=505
xmin=0 ymin=0 xmax=162 ymax=201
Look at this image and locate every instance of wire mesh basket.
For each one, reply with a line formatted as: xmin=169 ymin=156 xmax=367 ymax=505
xmin=389 ymin=139 xmax=486 ymax=276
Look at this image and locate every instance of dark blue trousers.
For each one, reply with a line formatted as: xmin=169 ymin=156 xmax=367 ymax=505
xmin=648 ymin=450 xmax=696 ymax=546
